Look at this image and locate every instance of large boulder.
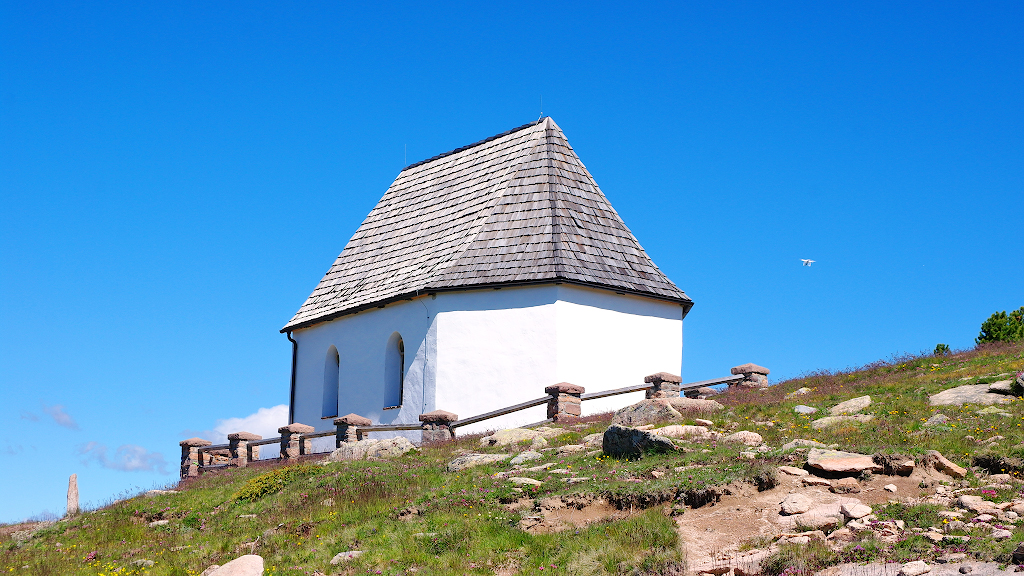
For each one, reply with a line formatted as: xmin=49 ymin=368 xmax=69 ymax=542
xmin=208 ymin=555 xmax=264 ymax=576
xmin=929 ymin=384 xmax=1012 ymax=406
xmin=829 ymin=395 xmax=871 ymax=415
xmin=612 ymin=398 xmax=722 ymax=427
xmin=602 ymin=424 xmax=677 ymax=459
xmin=326 ymin=437 xmax=416 ymax=461
xmin=806 ymin=448 xmax=882 ymax=475
xmin=446 ymin=453 xmax=510 ymax=472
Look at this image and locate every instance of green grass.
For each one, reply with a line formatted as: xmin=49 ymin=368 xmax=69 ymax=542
xmin=2 ymin=342 xmax=1023 ymax=575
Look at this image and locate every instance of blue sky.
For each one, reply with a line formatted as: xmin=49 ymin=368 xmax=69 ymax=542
xmin=1 ymin=1 xmax=1021 ymax=522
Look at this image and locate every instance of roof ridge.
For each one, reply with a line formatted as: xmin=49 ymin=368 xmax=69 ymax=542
xmin=401 ymin=118 xmax=547 ymax=172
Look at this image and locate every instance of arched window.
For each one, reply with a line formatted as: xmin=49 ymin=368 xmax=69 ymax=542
xmin=322 ymin=346 xmax=339 ymax=418
xmin=384 ymin=332 xmax=404 ymax=409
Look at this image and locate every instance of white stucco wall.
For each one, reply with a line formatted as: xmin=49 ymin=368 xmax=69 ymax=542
xmin=289 ymin=283 xmax=684 ymax=439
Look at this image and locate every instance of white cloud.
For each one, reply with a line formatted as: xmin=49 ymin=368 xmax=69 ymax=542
xmin=78 ymin=442 xmax=168 ymax=473
xmin=43 ymin=404 xmax=79 ymax=430
xmin=210 ymin=405 xmax=290 ymax=444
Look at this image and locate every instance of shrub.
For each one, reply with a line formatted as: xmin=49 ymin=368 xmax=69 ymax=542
xmin=934 ymin=343 xmax=951 ymax=356
xmin=976 ymin=307 xmax=1024 ymax=344
xmin=233 ymin=465 xmax=314 ymax=502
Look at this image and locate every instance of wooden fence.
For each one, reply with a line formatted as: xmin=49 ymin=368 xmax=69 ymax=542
xmin=178 ymin=367 xmax=766 ymax=478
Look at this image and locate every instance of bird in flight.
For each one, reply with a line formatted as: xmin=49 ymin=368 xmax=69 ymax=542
xmin=801 ymin=259 xmax=815 ymax=266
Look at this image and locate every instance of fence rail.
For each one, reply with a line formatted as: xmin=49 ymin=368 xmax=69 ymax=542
xmin=182 ymin=364 xmax=769 ymax=478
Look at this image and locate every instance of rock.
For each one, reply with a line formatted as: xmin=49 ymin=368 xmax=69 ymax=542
xmin=884 ymin=484 xmax=898 ymax=492
xmin=802 ymin=477 xmax=831 ymax=487
xmin=329 ymin=551 xmax=364 ymax=565
xmin=925 ymin=450 xmax=967 ymax=478
xmin=694 ymin=418 xmax=713 ymax=427
xmin=208 ymin=555 xmax=264 ymax=576
xmin=778 ymin=466 xmax=808 ymax=477
xmin=531 ymin=436 xmax=548 ymax=449
xmin=723 ymin=431 xmax=763 ymax=446
xmin=828 ymin=528 xmax=855 ymax=543
xmin=655 ymin=424 xmax=714 ymax=440
xmin=924 ymin=414 xmax=950 ymax=427
xmin=988 ymin=380 xmax=1014 ymax=395
xmin=149 ymin=520 xmax=169 ymax=527
xmin=130 ymin=559 xmax=155 ymax=567
xmin=509 ymin=477 xmax=543 ymax=486
xmin=239 ymin=514 xmax=257 ymax=519
xmin=829 ymin=395 xmax=871 ymax=415
xmin=446 ymin=453 xmax=510 ymax=472
xmin=959 ymin=567 xmax=972 ymax=574
xmin=557 ymin=444 xmax=587 ymax=455
xmin=831 ymin=478 xmax=861 ymax=493
xmin=776 ymin=502 xmax=847 ymax=530
xmin=841 ymin=502 xmax=873 ymax=519
xmin=929 ymin=384 xmax=1012 ymax=406
xmin=1012 ymin=541 xmax=1024 ymax=564
xmin=991 ymin=529 xmax=1013 ymax=540
xmin=974 ymin=513 xmax=994 ymax=522
xmin=923 ymin=532 xmax=944 ymax=543
xmin=612 ymin=398 xmax=723 ymax=426
xmin=582 ymin=433 xmax=603 ymax=447
xmin=810 ymin=415 xmax=873 ymax=429
xmin=872 ymin=453 xmax=915 ymax=475
xmin=480 ymin=428 xmax=544 ymax=447
xmin=793 ymin=405 xmax=818 ymax=415
xmin=199 ymin=566 xmax=221 ymax=576
xmin=509 ymin=451 xmax=543 ymax=465
xmin=786 ymin=387 xmax=813 ymax=398
xmin=144 ymin=489 xmax=179 ymax=497
xmin=780 ymin=494 xmax=813 ymax=515
xmin=990 ymin=473 xmax=1021 ymax=484
xmin=602 ymin=424 xmax=677 ymax=459
xmin=781 ymin=439 xmax=830 ymax=451
xmin=898 ymin=560 xmax=930 ymax=576
xmin=806 ymin=448 xmax=881 ymax=474
xmin=955 ymin=495 xmax=996 ymax=513
xmin=564 ymin=477 xmax=588 ymax=484
xmin=327 ymin=437 xmax=416 ymax=461
xmin=612 ymin=399 xmax=682 ymax=426
xmin=976 ymin=406 xmax=1012 ymax=417
xmin=396 ymin=507 xmax=419 ymax=521
xmin=936 ymin=553 xmax=967 ymax=564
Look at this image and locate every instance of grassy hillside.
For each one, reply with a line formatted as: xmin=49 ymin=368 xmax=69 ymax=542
xmin=3 ymin=342 xmax=1023 ymax=576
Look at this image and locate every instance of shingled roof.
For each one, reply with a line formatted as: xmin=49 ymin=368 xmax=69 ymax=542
xmin=282 ymin=117 xmax=691 ymax=332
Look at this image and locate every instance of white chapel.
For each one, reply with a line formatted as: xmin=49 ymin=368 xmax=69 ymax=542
xmin=282 ymin=117 xmax=693 ymax=436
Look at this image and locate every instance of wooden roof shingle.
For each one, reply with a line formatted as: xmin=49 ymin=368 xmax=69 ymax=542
xmin=282 ymin=117 xmax=691 ymax=332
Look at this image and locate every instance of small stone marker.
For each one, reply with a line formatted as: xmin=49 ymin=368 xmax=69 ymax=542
xmin=66 ymin=473 xmax=79 ymax=517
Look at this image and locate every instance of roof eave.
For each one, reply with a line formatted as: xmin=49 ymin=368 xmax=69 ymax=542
xmin=280 ymin=278 xmax=693 ymax=333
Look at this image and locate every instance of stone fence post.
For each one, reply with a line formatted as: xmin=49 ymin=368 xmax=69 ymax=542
xmin=179 ymin=437 xmax=212 ymax=478
xmin=228 ymin=431 xmax=262 ymax=468
xmin=278 ymin=423 xmax=314 ymax=459
xmin=334 ymin=414 xmax=372 ymax=447
xmin=644 ymin=372 xmax=682 ymax=399
xmin=545 ymin=383 xmax=584 ymax=422
xmin=730 ymin=363 xmax=770 ymax=388
xmin=419 ymin=410 xmax=458 ymax=444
